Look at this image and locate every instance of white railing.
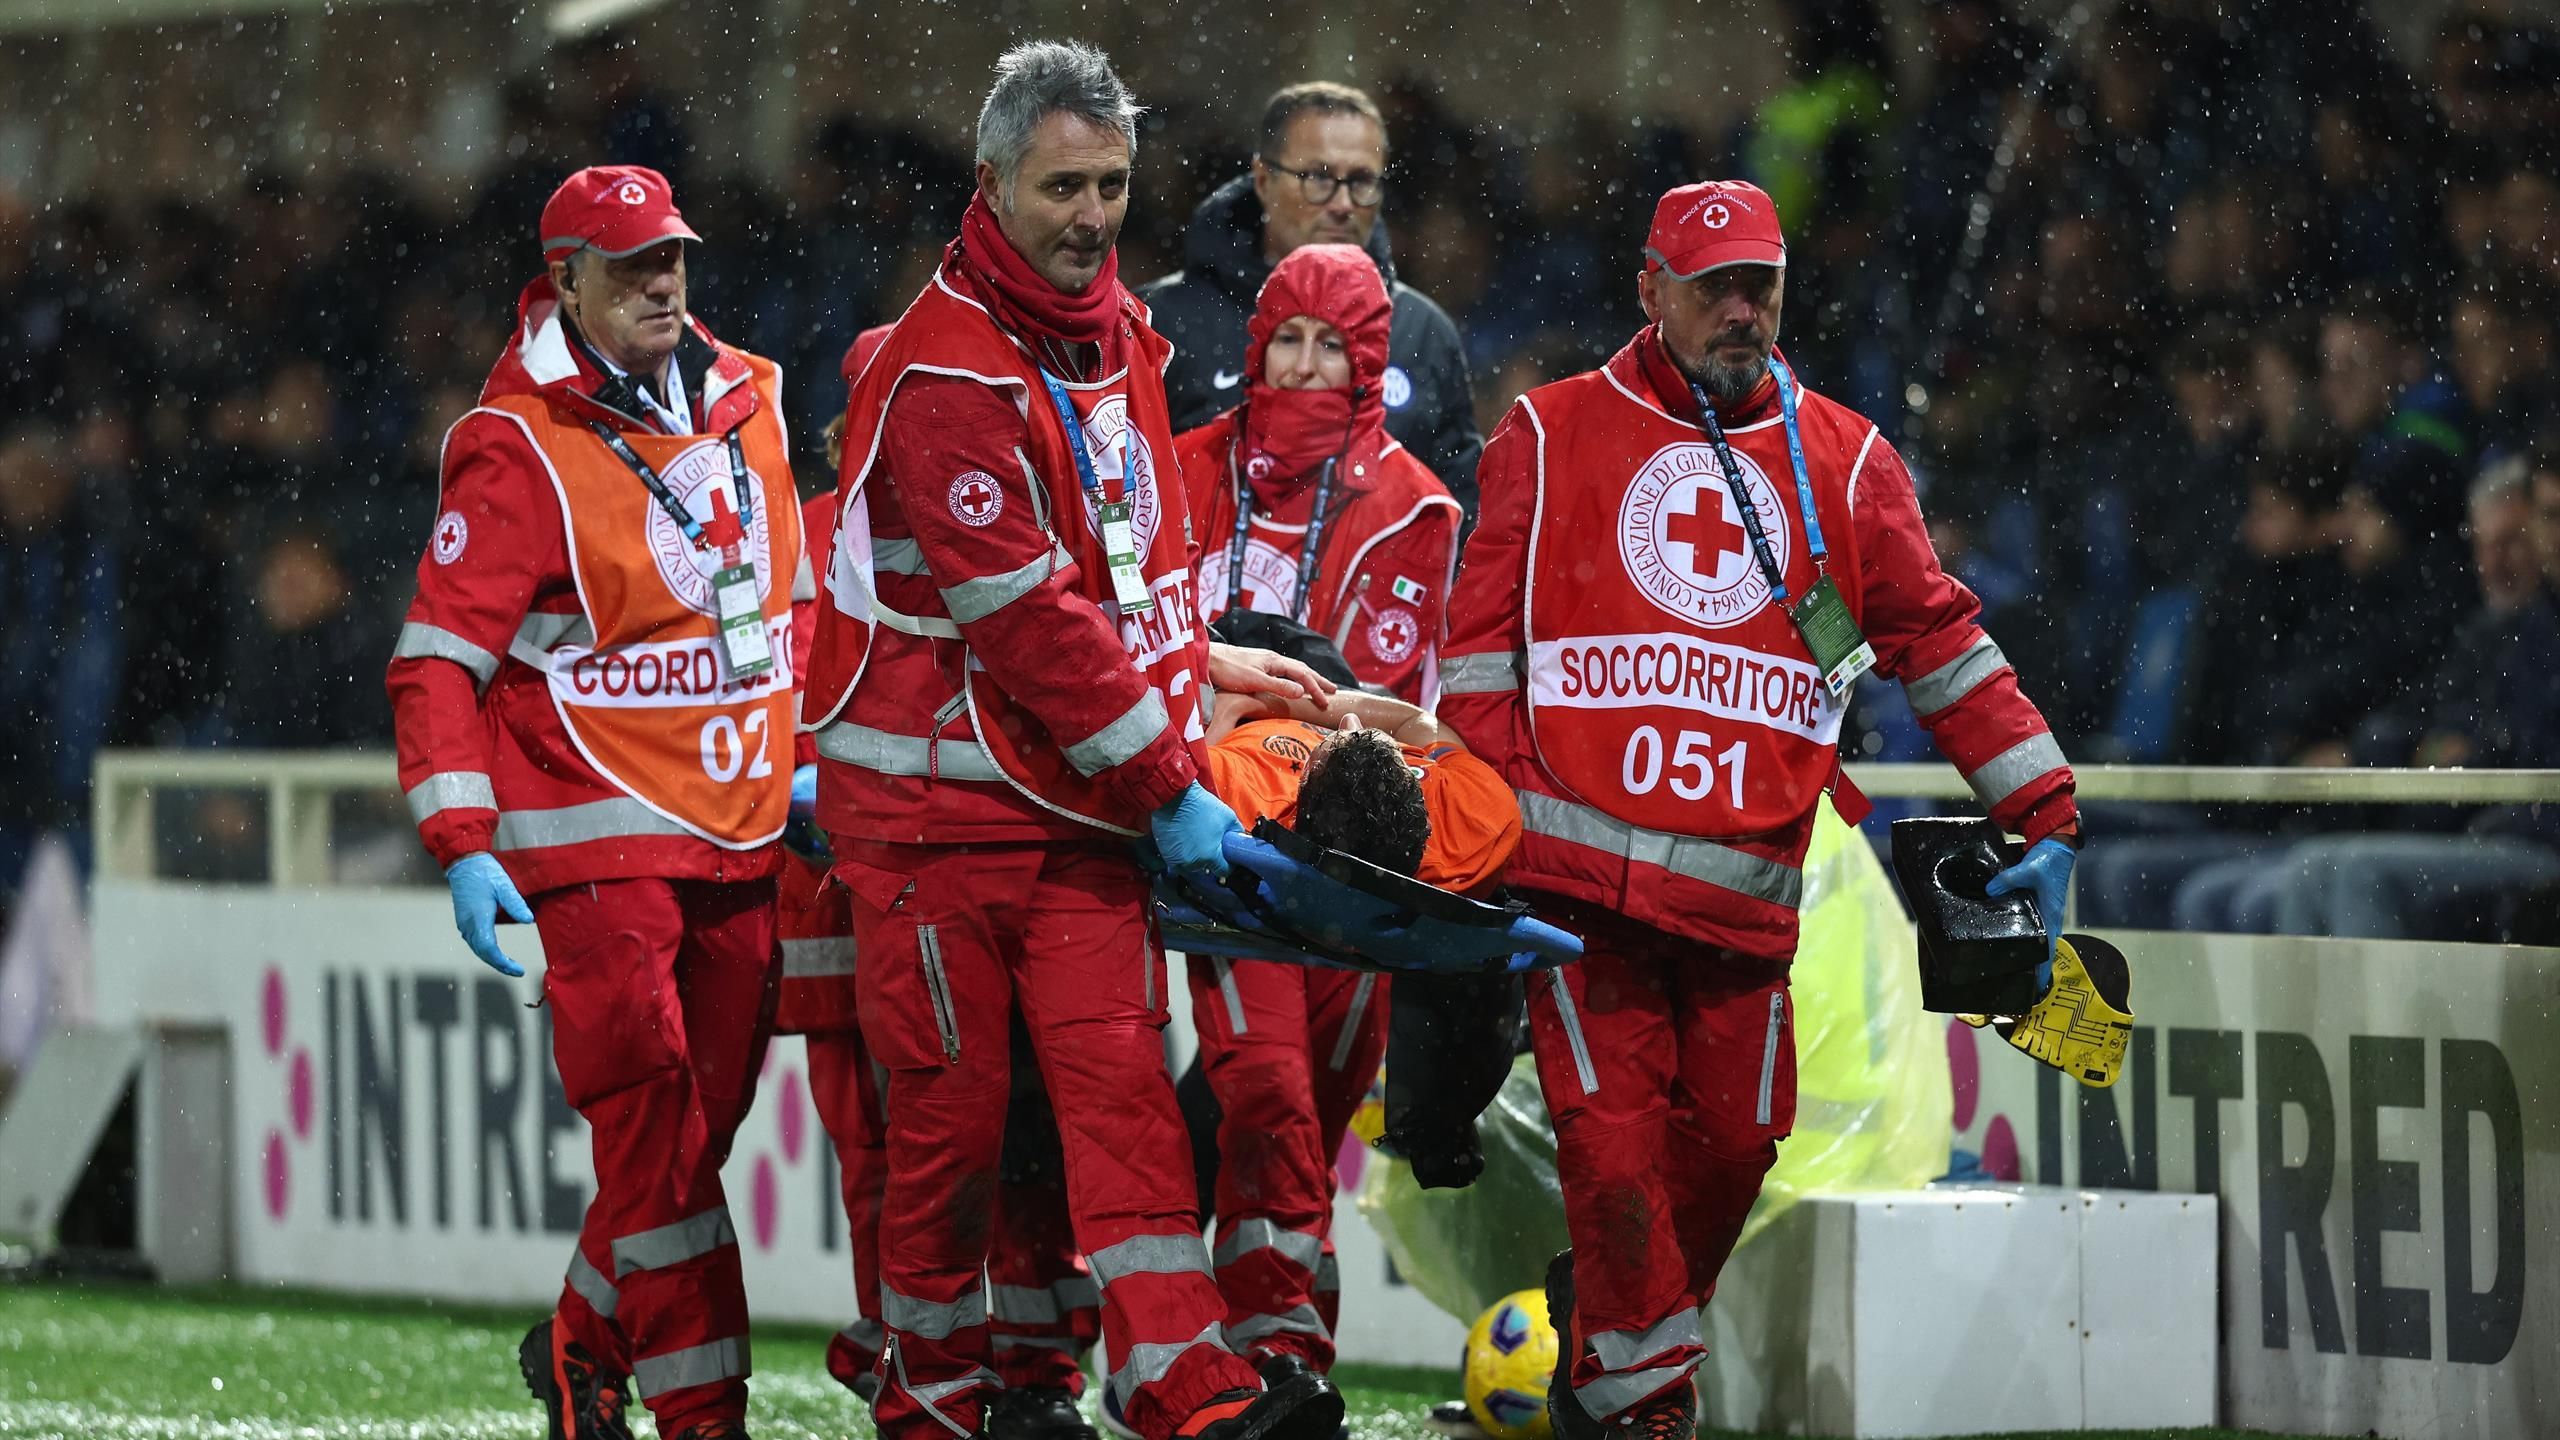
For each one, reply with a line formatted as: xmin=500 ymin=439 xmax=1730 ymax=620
xmin=88 ymin=748 xmax=2560 ymax=886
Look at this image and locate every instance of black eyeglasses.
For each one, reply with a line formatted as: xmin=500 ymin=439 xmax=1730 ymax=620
xmin=1263 ymin=158 xmax=1386 ymax=208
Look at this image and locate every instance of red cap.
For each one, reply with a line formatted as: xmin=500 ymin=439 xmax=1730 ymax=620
xmin=539 ymin=165 xmax=701 ymax=262
xmin=1644 ymin=180 xmax=1785 ymax=279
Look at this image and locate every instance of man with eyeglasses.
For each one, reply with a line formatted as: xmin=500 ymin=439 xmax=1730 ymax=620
xmin=1142 ymin=81 xmax=1483 ymax=517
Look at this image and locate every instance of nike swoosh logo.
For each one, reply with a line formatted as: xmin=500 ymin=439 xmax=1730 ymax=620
xmin=1212 ymin=369 xmax=1244 ymax=389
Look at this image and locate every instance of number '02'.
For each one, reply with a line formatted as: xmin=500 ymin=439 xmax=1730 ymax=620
xmin=1621 ymin=726 xmax=1745 ymax=808
xmin=700 ymin=711 xmax=776 ymax=783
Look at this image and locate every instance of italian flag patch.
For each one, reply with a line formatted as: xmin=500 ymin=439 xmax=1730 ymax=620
xmin=1390 ymin=576 xmax=1427 ymax=604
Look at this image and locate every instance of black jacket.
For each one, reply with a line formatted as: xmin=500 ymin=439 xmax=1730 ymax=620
xmin=1139 ymin=176 xmax=1484 ymax=517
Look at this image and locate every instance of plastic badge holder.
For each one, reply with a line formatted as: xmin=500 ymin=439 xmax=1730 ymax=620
xmin=1155 ymin=819 xmax=1583 ymax=976
xmin=1888 ymin=815 xmax=2046 ymax=1016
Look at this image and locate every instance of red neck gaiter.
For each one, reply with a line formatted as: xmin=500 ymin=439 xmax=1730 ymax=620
xmin=1241 ymin=385 xmax=1361 ymax=505
xmin=1637 ymin=325 xmax=1780 ymax=426
xmin=954 ymin=192 xmax=1121 ymax=350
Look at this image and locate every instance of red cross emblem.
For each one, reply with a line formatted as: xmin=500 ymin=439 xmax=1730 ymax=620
xmin=701 ymin=485 xmax=747 ymax=554
xmin=948 ymin=470 xmax=1004 ymax=527
xmin=1665 ymin=481 xmax=1747 ymax=586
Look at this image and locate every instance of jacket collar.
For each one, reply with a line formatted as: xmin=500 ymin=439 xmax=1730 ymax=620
xmin=496 ymin=276 xmax=758 ymax=434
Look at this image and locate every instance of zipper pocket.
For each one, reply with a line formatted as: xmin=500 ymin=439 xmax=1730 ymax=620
xmin=917 ymin=924 xmax=962 ymax=1063
xmin=1755 ymin=990 xmax=1785 ymax=1126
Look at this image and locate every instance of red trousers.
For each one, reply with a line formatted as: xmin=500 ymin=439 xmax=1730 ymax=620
xmin=1187 ymin=957 xmax=1387 ymax=1370
xmin=807 ymin=1020 xmax=1105 ymax=1401
xmin=836 ymin=839 xmax=1259 ymax=1440
xmin=536 ymin=876 xmax=779 ymax=1437
xmin=1527 ymin=900 xmax=1795 ymax=1421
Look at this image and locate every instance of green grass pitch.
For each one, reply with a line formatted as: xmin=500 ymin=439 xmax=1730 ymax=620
xmin=0 ymin=1280 xmax=2320 ymax=1440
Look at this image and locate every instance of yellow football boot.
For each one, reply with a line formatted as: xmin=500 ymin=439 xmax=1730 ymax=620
xmin=1996 ymin=934 xmax=2135 ymax=1087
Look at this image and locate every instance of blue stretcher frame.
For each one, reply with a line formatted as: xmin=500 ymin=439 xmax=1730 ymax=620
xmin=1152 ymin=820 xmax=1583 ymax=976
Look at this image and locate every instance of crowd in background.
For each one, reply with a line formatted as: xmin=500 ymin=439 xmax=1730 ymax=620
xmin=5 ymin=0 xmax=2558 ymax=937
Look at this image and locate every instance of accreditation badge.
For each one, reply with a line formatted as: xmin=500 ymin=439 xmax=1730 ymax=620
xmin=714 ymin=557 xmax=774 ymax=681
xmin=1790 ymin=573 xmax=1874 ymax=700
xmin=1100 ymin=498 xmax=1155 ymax=614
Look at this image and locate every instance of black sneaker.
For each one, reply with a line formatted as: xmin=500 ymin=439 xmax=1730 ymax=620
xmin=667 ymin=1425 xmax=750 ymax=1440
xmin=1543 ymin=1251 xmax=1601 ymax=1440
xmin=1249 ymin=1354 xmax=1346 ymax=1440
xmin=518 ymin=1318 xmax=635 ymax=1440
xmin=1424 ymin=1399 xmax=1489 ymax=1439
xmin=1179 ymin=1368 xmax=1345 ymax=1440
xmin=987 ymin=1385 xmax=1099 ymax=1440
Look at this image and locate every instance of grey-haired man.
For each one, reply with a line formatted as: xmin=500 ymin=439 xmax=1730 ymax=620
xmin=798 ymin=39 xmax=1346 ymax=1440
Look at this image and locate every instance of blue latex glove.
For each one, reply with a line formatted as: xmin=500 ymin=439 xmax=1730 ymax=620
xmin=1150 ymin=782 xmax=1242 ymax=878
xmin=790 ymin=762 xmax=819 ymax=821
xmin=1986 ymin=837 xmax=2077 ymax=986
xmin=446 ymin=852 xmax=533 ymax=977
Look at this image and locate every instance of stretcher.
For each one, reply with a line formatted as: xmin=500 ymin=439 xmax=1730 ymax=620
xmin=1152 ymin=820 xmax=1583 ymax=975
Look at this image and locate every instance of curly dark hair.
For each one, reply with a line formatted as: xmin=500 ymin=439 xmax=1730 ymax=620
xmin=1294 ymin=728 xmax=1430 ymax=876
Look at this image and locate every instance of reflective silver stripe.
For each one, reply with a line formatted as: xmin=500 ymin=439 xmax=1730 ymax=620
xmin=565 ymin=1249 xmax=618 ymax=1320
xmin=632 ymin=1335 xmax=749 ymax=1396
xmin=1575 ymin=1360 xmax=1700 ymax=1419
xmin=992 ymin=1333 xmax=1084 ymax=1354
xmin=1438 ymin=650 xmax=1523 ymax=694
xmin=1965 ymin=732 xmax=2070 ymax=811
xmin=1063 ymin=691 xmax=1170 ymax=777
xmin=609 ymin=1206 xmax=737 ymax=1277
xmin=1756 ymin=991 xmax=1784 ymax=1127
xmin=405 ymin=771 xmax=496 ymax=825
xmin=1589 ymin=1310 xmax=1703 ymax=1371
xmin=1315 ymin=1250 xmax=1340 ymax=1295
xmin=1517 ymin=791 xmax=1801 ymax=908
xmin=496 ymin=797 xmax=695 ymax=851
xmin=893 ymin=1345 xmax=997 ymax=1440
xmin=1229 ymin=1304 xmax=1332 ymax=1347
xmin=394 ymin=622 xmax=498 ymax=686
xmin=1546 ymin=970 xmax=1599 ymax=1096
xmin=1215 ymin=958 xmax=1248 ymax=1034
xmin=1108 ymin=1322 xmax=1231 ymax=1409
xmin=839 ymin=1318 xmax=886 ymax=1349
xmin=815 ymin=722 xmax=1006 ymax=783
xmin=883 ymin=1284 xmax=989 ymax=1341
xmin=874 ymin=537 xmax=929 ymax=575
xmin=991 ymin=1276 xmax=1099 ymax=1325
xmin=514 ymin=611 xmax=592 ymax=652
xmin=782 ymin=936 xmax=858 ymax=978
xmin=1090 ymin=1232 xmax=1214 ymax=1288
xmin=940 ymin=546 xmax=1064 ymax=624
xmin=1901 ymin=636 xmax=2007 ymax=717
xmin=1328 ymin=973 xmax=1377 ymax=1071
xmin=1213 ymin=1218 xmax=1324 ymax=1273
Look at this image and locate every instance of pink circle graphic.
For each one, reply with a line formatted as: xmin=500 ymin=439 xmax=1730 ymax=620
xmin=288 ymin=1050 xmax=316 ymax=1141
xmin=1981 ymin=1115 xmax=2021 ymax=1182
xmin=777 ymin=1067 xmax=807 ymax=1165
xmin=1335 ymin=1132 xmax=1366 ymax=1192
xmin=261 ymin=969 xmax=287 ymax=1058
xmin=1946 ymin=1020 xmax=1981 ymax=1132
xmin=750 ymin=1156 xmax=780 ymax=1249
xmin=263 ymin=1131 xmax=289 ymax=1219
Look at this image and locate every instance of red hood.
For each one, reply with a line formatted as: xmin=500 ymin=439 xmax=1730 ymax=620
xmin=1246 ymin=243 xmax=1392 ymax=437
xmin=483 ymin=275 xmax=761 ymax=432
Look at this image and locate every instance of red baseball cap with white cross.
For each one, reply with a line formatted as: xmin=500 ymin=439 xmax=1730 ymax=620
xmin=539 ymin=165 xmax=701 ymax=262
xmin=1643 ymin=179 xmax=1786 ymax=279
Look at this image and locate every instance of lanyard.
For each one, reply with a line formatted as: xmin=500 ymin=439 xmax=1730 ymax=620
xmin=586 ymin=420 xmax=756 ymax=552
xmin=1038 ymin=371 xmax=1119 ymax=502
xmin=1224 ymin=452 xmax=1340 ymax=620
xmin=1690 ymin=355 xmax=1824 ymax=606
